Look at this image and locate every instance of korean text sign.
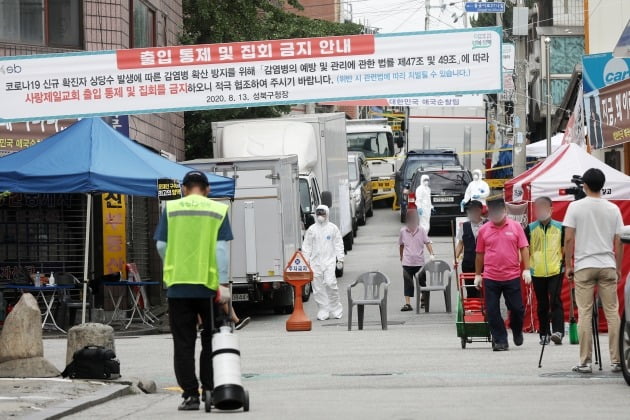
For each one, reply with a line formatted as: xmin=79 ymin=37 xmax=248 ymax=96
xmin=594 ymin=77 xmax=630 ymax=148
xmin=102 ymin=193 xmax=127 ymax=275
xmin=0 ymin=29 xmax=502 ymax=122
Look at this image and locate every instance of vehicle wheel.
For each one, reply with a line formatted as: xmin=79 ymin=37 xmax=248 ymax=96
xmin=243 ymin=390 xmax=250 ymax=412
xmin=273 ymin=306 xmax=284 ymax=315
xmin=366 ymin=205 xmax=373 ymax=218
xmin=461 ymin=337 xmax=467 ymax=349
xmin=302 ymin=283 xmax=312 ymax=302
xmin=204 ymin=390 xmax=212 ymax=412
xmin=343 ymin=234 xmax=353 ymax=251
xmin=283 ymin=305 xmax=294 ymax=314
xmin=620 ymin=311 xmax=630 ymax=386
xmin=358 ymin=208 xmax=367 ymax=226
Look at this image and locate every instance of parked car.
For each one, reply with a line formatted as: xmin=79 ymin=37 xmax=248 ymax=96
xmin=348 ymin=152 xmax=374 ymax=228
xmin=401 ymin=166 xmax=472 ymax=227
xmin=395 ymin=149 xmax=461 ymax=214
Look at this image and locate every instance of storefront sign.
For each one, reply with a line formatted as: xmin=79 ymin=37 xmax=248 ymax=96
xmin=582 ymin=52 xmax=630 ymax=93
xmin=102 ymin=193 xmax=127 ymax=275
xmin=591 ymin=77 xmax=630 ymax=148
xmin=0 ymin=29 xmax=502 ymax=122
xmin=0 ymin=116 xmax=129 ymax=155
xmin=157 ymin=178 xmax=182 ymax=200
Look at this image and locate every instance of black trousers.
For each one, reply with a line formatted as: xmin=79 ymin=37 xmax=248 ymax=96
xmin=461 ymin=262 xmax=480 ymax=298
xmin=484 ymin=278 xmax=524 ymax=345
xmin=402 ymin=265 xmax=423 ymax=297
xmin=168 ymin=296 xmax=216 ymax=398
xmin=532 ymin=274 xmax=564 ymax=337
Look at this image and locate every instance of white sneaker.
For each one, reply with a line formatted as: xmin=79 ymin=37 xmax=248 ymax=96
xmin=572 ymin=364 xmax=592 ymax=374
xmin=317 ymin=315 xmax=329 ymax=321
xmin=333 ymin=313 xmax=343 ymax=319
xmin=611 ymin=363 xmax=622 ymax=373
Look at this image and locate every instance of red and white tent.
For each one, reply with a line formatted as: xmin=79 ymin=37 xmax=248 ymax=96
xmin=504 ymin=143 xmax=630 ymax=332
xmin=505 ymin=143 xmax=630 ymax=203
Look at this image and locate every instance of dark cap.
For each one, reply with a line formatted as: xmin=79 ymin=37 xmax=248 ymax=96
xmin=465 ymin=200 xmax=483 ymax=210
xmin=182 ymin=170 xmax=209 ymax=187
xmin=486 ymin=198 xmax=505 ymax=210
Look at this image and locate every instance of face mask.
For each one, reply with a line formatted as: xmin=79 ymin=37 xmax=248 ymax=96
xmin=316 ymin=215 xmax=326 ymax=223
xmin=537 ymin=211 xmax=551 ymax=222
xmin=423 ymin=180 xmax=429 ymax=186
xmin=489 ymin=212 xmax=505 ymax=224
xmin=473 ymin=174 xmax=480 ymax=181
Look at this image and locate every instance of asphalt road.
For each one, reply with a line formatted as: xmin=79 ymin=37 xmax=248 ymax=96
xmin=43 ymin=207 xmax=630 ymax=419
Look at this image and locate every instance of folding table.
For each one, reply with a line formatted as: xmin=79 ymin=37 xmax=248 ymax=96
xmin=103 ymin=281 xmax=160 ymax=329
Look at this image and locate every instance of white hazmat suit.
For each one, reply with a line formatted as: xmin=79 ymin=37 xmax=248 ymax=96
xmin=302 ymin=205 xmax=345 ymax=321
xmin=415 ymin=174 xmax=433 ymax=233
xmin=461 ymin=169 xmax=490 ymax=211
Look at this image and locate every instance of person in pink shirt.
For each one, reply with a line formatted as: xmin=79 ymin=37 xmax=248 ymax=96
xmin=475 ymin=199 xmax=531 ymax=351
xmin=399 ymin=209 xmax=435 ymax=311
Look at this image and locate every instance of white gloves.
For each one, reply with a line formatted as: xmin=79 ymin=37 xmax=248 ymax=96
xmin=474 ymin=275 xmax=483 ymax=289
xmin=429 ymin=254 xmax=435 ymax=262
xmin=336 ymin=261 xmax=344 ymax=270
xmin=522 ymin=269 xmax=532 ymax=285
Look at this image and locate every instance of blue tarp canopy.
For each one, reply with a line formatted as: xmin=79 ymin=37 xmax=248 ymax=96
xmin=0 ymin=118 xmax=234 ymax=198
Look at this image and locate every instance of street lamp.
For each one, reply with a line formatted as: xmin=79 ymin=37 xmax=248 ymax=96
xmin=545 ymin=37 xmax=552 ymax=157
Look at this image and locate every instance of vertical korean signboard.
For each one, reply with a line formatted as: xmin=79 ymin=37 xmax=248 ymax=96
xmin=0 ymin=29 xmax=502 ymax=122
xmin=102 ymin=193 xmax=126 ymax=275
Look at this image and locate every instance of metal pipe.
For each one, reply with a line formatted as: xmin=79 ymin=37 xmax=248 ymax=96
xmin=545 ymin=37 xmax=552 ymax=157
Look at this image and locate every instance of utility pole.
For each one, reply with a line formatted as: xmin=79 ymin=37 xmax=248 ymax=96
xmin=495 ymin=12 xmax=504 ymax=143
xmin=425 ymin=0 xmax=430 ymax=31
xmin=512 ymin=0 xmax=529 ymax=176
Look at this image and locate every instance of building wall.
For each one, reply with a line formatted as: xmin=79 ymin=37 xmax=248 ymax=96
xmin=587 ymin=0 xmax=630 ymax=54
xmin=284 ymin=0 xmax=341 ymax=23
xmin=0 ymin=0 xmax=185 ymax=159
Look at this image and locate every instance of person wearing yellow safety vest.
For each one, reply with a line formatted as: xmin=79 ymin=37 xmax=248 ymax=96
xmin=154 ymin=171 xmax=233 ymax=411
xmin=524 ymin=197 xmax=565 ymax=346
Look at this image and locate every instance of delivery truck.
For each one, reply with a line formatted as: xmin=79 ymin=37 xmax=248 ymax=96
xmin=182 ymin=156 xmax=303 ymax=314
xmin=212 ymin=112 xmax=354 ymax=252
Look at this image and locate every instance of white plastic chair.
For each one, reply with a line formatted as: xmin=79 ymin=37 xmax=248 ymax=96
xmin=347 ymin=271 xmax=390 ymax=330
xmin=416 ymin=260 xmax=452 ymax=313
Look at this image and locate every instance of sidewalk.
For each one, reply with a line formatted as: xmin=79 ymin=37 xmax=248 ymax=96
xmin=0 ymin=377 xmax=132 ymax=419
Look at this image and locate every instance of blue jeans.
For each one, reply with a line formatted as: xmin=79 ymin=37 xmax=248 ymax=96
xmin=484 ymin=278 xmax=524 ymax=345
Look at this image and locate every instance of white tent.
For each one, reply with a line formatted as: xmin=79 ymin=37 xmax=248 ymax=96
xmin=505 ymin=143 xmax=630 ymax=202
xmin=525 ymin=133 xmax=565 ymax=158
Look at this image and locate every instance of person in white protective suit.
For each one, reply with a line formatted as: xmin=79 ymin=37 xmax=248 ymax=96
xmin=302 ymin=205 xmax=345 ymax=321
xmin=461 ymin=169 xmax=490 ymax=212
xmin=415 ymin=174 xmax=433 ymax=233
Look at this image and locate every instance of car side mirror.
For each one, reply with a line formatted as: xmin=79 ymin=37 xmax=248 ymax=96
xmin=396 ymin=138 xmax=404 ymax=149
xmin=321 ymin=191 xmax=333 ymax=208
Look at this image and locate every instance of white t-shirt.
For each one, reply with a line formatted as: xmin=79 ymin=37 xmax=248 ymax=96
xmin=563 ymin=197 xmax=623 ymax=271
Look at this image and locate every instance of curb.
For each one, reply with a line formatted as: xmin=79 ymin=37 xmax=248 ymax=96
xmin=22 ymin=381 xmax=134 ymax=420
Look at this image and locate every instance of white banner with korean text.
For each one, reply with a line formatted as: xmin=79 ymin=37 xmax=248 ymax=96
xmin=0 ymin=28 xmax=502 ymax=122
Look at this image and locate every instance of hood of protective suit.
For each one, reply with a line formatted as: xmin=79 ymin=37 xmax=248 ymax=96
xmin=315 ymin=204 xmax=330 ymax=223
xmin=472 ymin=169 xmax=483 ymax=180
xmin=421 ymin=174 xmax=430 ymax=184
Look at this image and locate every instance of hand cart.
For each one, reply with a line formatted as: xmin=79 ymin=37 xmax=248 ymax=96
xmin=456 ymin=273 xmax=492 ymax=349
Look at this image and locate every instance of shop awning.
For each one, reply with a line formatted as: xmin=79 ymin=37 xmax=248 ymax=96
xmin=0 ymin=118 xmax=234 ymax=198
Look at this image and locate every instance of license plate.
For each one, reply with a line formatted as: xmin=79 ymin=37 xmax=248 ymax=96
xmin=233 ymin=293 xmax=249 ymax=302
xmin=433 ymin=196 xmax=454 ymax=203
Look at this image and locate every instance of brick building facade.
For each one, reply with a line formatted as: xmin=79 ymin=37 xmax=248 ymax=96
xmin=0 ymin=0 xmax=185 ymax=158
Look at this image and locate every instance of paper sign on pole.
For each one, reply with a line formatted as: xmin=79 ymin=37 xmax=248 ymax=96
xmin=0 ymin=29 xmax=503 ymax=122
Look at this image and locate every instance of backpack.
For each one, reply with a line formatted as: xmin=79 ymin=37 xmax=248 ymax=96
xmin=62 ymin=345 xmax=120 ymax=380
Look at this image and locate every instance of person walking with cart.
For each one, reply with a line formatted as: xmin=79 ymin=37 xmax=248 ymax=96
xmin=563 ymin=168 xmax=624 ymax=373
xmin=455 ymin=200 xmax=486 ymax=298
xmin=154 ymin=171 xmax=233 ymax=411
xmin=399 ymin=209 xmax=435 ymax=311
xmin=475 ymin=198 xmax=531 ymax=351
xmin=525 ymin=197 xmax=565 ymax=346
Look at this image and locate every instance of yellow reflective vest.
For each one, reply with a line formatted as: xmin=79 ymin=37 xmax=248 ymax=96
xmin=163 ymin=194 xmax=228 ymax=291
xmin=528 ymin=219 xmax=564 ymax=277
